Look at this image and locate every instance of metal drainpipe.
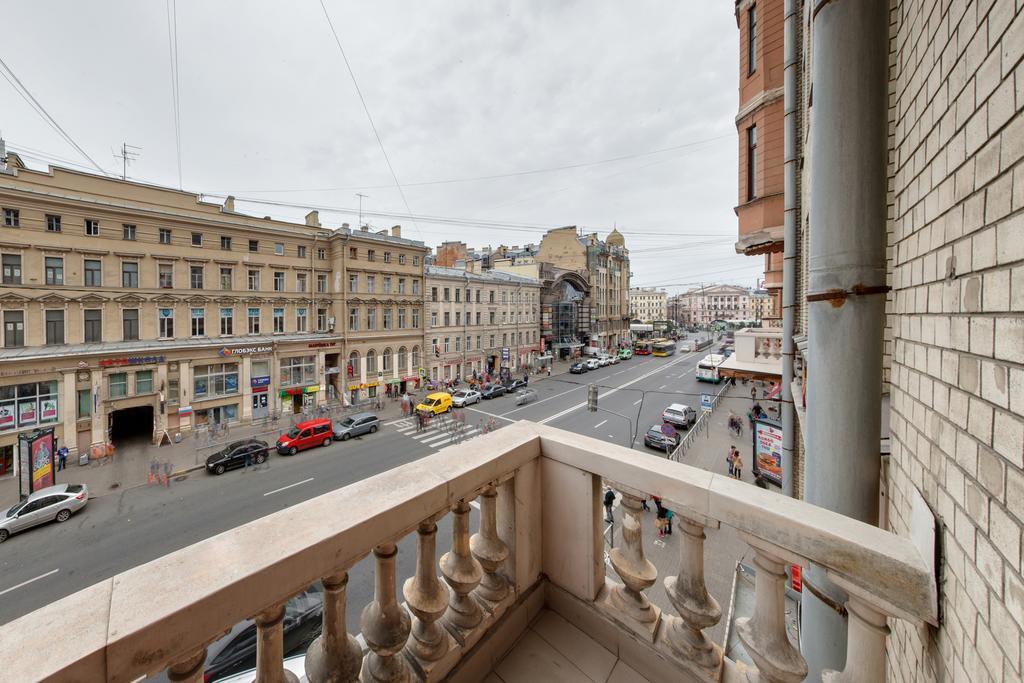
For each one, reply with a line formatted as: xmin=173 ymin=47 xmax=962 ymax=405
xmin=780 ymin=0 xmax=798 ymax=499
xmin=802 ymin=0 xmax=890 ymax=678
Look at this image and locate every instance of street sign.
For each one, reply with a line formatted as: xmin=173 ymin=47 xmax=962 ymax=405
xmin=660 ymin=423 xmax=677 ymax=438
xmin=700 ymin=393 xmax=712 ymax=411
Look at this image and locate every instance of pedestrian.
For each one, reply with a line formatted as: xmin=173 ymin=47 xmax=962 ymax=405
xmin=727 ymin=446 xmax=736 ymax=476
xmin=603 ymin=489 xmax=616 ymax=523
xmin=750 ymin=386 xmax=757 ymax=401
xmin=57 ymin=445 xmax=68 ymax=471
xmin=665 ymin=508 xmax=674 ymax=535
xmin=732 ymin=451 xmax=744 ymax=480
xmin=243 ymin=448 xmax=252 ymax=471
xmin=641 ymin=496 xmax=650 ymax=511
xmin=654 ymin=497 xmax=668 ymax=537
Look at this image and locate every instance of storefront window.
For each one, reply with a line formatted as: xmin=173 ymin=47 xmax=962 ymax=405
xmin=78 ymin=388 xmax=91 ymax=419
xmin=168 ymin=379 xmax=179 ymax=405
xmin=109 ymin=373 xmax=128 ymax=399
xmin=193 ymin=363 xmax=239 ymax=399
xmin=0 ymin=444 xmax=13 ymax=477
xmin=280 ymin=356 xmax=315 ymax=387
xmin=135 ymin=370 xmax=154 ymax=394
xmin=0 ymin=382 xmax=58 ymax=431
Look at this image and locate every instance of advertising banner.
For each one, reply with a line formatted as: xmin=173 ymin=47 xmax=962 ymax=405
xmin=0 ymin=403 xmax=14 ymax=430
xmin=18 ymin=400 xmax=37 ymax=427
xmin=41 ymin=399 xmax=58 ymax=422
xmin=19 ymin=428 xmax=56 ymax=496
xmin=752 ymin=419 xmax=783 ymax=487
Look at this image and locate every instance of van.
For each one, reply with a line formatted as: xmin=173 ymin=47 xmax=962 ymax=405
xmin=277 ymin=418 xmax=333 ymax=455
xmin=416 ymin=392 xmax=452 ymax=415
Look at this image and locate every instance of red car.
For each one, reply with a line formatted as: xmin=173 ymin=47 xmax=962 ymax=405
xmin=277 ymin=418 xmax=333 ymax=455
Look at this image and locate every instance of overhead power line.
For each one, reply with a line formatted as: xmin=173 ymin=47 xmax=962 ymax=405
xmin=207 ymin=132 xmax=733 ymax=194
xmin=165 ymin=0 xmax=183 ymax=188
xmin=0 ymin=56 xmax=106 ymax=175
xmin=317 ymin=0 xmax=420 ymax=237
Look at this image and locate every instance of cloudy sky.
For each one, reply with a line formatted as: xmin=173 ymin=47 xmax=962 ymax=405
xmin=1 ymin=1 xmax=758 ymax=293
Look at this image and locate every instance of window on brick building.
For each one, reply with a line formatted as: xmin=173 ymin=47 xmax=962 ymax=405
xmin=747 ymin=5 xmax=757 ymax=75
xmin=746 ymin=125 xmax=758 ymax=201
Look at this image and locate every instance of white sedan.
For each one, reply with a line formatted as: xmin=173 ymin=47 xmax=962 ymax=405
xmin=451 ymin=389 xmax=482 ymax=407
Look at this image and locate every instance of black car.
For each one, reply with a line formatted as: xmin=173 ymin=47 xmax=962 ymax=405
xmin=481 ymin=384 xmax=507 ymax=399
xmin=200 ymin=585 xmax=323 ymax=681
xmin=569 ymin=362 xmax=588 ymax=374
xmin=505 ymin=378 xmax=528 ymax=391
xmin=643 ymin=425 xmax=681 ymax=451
xmin=205 ymin=439 xmax=270 ymax=475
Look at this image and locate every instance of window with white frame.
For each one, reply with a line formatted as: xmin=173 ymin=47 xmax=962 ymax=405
xmin=190 ymin=265 xmax=204 ymax=289
xmin=220 ymin=307 xmax=234 ymax=335
xmin=273 ymin=271 xmax=285 ymax=292
xmin=123 ymin=309 xmax=140 ymax=341
xmin=317 ymin=308 xmax=328 ymax=331
xmin=248 ymin=269 xmax=260 ymax=290
xmin=316 ymin=273 xmax=327 ymax=293
xmin=398 ymin=308 xmax=406 ymax=329
xmin=273 ymin=307 xmax=285 ymax=333
xmin=248 ymin=308 xmax=260 ymax=334
xmin=152 ymin=308 xmax=171 ymax=337
xmin=349 ymin=274 xmax=358 ymax=292
xmin=296 ymin=273 xmax=307 ymax=292
xmin=158 ymin=263 xmax=174 ymax=288
xmin=412 ymin=309 xmax=419 ymax=328
xmin=349 ymin=307 xmax=358 ymax=331
xmin=135 ymin=370 xmax=153 ymax=394
xmin=45 ymin=256 xmax=64 ymax=285
xmin=382 ymin=308 xmax=392 ymax=329
xmin=109 ymin=373 xmax=128 ymax=399
xmin=191 ymin=308 xmax=205 ymax=336
xmin=280 ymin=356 xmax=315 ymax=386
xmin=296 ymin=307 xmax=308 ymax=332
xmin=367 ymin=307 xmax=376 ymax=330
xmin=84 ymin=259 xmax=102 ymax=287
xmin=85 ymin=218 xmax=99 ymax=236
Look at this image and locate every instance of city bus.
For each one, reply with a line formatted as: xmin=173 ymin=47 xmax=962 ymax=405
xmin=633 ymin=340 xmax=653 ymax=356
xmin=696 ymin=353 xmax=726 ymax=382
xmin=652 ymin=339 xmax=676 ymax=357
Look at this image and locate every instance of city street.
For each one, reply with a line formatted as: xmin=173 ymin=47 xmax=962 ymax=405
xmin=0 ymin=338 xmax=742 ymax=633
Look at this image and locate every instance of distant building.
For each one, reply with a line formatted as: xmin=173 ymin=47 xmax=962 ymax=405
xmin=629 ymin=287 xmax=667 ymax=323
xmin=671 ymin=284 xmax=763 ymax=326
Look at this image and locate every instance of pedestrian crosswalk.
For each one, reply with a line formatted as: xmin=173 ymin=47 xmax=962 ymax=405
xmin=390 ymin=415 xmax=498 ymax=450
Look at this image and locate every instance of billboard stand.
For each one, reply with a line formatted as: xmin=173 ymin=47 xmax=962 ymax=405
xmin=751 ymin=418 xmax=783 ymax=488
xmin=18 ymin=427 xmax=56 ymax=500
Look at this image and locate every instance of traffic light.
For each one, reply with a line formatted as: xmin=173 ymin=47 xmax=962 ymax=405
xmin=587 ymin=384 xmax=598 ymax=412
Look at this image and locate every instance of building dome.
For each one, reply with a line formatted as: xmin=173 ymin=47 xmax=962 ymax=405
xmin=606 ymin=228 xmax=625 ymax=246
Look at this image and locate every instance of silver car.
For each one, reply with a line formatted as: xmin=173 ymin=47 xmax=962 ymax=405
xmin=451 ymin=389 xmax=482 ymax=407
xmin=0 ymin=483 xmax=89 ymax=542
xmin=332 ymin=412 xmax=380 ymax=441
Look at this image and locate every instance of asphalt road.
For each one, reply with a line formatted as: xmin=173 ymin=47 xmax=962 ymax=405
xmin=0 ymin=336 xmax=725 ymax=634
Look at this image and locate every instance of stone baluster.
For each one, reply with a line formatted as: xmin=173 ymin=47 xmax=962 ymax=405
xmin=663 ymin=515 xmax=722 ymax=678
xmin=822 ymin=583 xmax=891 ymax=683
xmin=470 ymin=485 xmax=509 ymax=608
xmin=404 ymin=519 xmax=454 ymax=677
xmin=607 ymin=489 xmax=659 ymax=632
xmin=166 ymin=647 xmax=207 ymax=683
xmin=254 ymin=603 xmax=300 ymax=683
xmin=361 ymin=543 xmax=412 ymax=682
xmin=735 ymin=538 xmax=807 ymax=683
xmin=440 ymin=499 xmax=483 ymax=644
xmin=305 ymin=571 xmax=362 ymax=683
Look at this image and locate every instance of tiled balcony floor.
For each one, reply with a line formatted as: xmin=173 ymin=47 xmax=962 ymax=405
xmin=487 ymin=609 xmax=649 ymax=683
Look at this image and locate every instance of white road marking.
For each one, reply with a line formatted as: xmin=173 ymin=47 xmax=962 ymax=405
xmin=539 ymin=353 xmax=695 ymax=425
xmin=504 ymin=385 xmax=581 ymax=415
xmin=0 ymin=568 xmax=60 ymax=597
xmin=594 ymin=419 xmax=608 ymax=428
xmin=658 ymin=384 xmax=667 ymax=390
xmin=466 ymin=407 xmax=516 ymax=422
xmin=264 ymin=477 xmax=315 ymax=496
xmin=633 ymin=399 xmax=643 ymax=405
xmin=608 ymin=434 xmax=616 ymax=438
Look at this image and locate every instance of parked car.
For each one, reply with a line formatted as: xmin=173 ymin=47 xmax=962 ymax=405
xmin=451 ymin=389 xmax=482 ymax=407
xmin=597 ymin=355 xmax=611 ymax=366
xmin=570 ymin=361 xmax=588 ymax=374
xmin=661 ymin=403 xmax=697 ymax=429
xmin=481 ymin=384 xmax=507 ymax=399
xmin=0 ymin=483 xmax=89 ymax=543
xmin=416 ymin=392 xmax=452 ymax=415
xmin=514 ymin=388 xmax=538 ymax=406
xmin=608 ymin=354 xmax=621 ymax=364
xmin=277 ymin=418 xmax=334 ymax=455
xmin=586 ymin=358 xmax=601 ymax=370
xmin=618 ymin=348 xmax=633 ymax=360
xmin=643 ymin=425 xmax=681 ymax=451
xmin=333 ymin=412 xmax=380 ymax=441
xmin=505 ymin=378 xmax=528 ymax=391
xmin=200 ymin=585 xmax=324 ymax=682
xmin=206 ymin=439 xmax=270 ymax=474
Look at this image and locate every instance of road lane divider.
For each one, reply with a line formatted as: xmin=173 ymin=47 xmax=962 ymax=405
xmin=0 ymin=569 xmax=59 ymax=597
xmin=264 ymin=477 xmax=315 ymax=497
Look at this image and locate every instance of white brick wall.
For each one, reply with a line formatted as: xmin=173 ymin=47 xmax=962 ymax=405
xmin=885 ymin=0 xmax=1024 ymax=681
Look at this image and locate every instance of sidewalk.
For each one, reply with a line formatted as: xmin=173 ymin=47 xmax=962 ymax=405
xmin=604 ymin=382 xmax=757 ymax=648
xmin=0 ymin=399 xmax=411 ymax=504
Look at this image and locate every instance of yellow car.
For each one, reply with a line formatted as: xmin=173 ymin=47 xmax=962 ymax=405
xmin=416 ymin=392 xmax=452 ymax=415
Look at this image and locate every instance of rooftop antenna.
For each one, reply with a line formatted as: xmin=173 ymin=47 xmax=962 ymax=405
xmin=113 ymin=142 xmax=141 ymax=180
xmin=355 ymin=192 xmax=369 ymax=228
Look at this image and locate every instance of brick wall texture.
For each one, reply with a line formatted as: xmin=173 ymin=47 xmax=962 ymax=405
xmin=885 ymin=0 xmax=1024 ymax=681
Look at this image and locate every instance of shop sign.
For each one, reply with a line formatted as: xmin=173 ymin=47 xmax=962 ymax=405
xmin=346 ymin=382 xmax=380 ymax=391
xmin=251 ymin=376 xmax=271 ymax=388
xmin=219 ymin=346 xmax=272 ymax=357
xmin=501 ymin=347 xmax=510 ymax=362
xmin=40 ymin=399 xmax=58 ymax=421
xmin=752 ymin=419 xmax=783 ymax=487
xmin=280 ymin=385 xmax=320 ymax=398
xmin=99 ymin=355 xmax=166 ymax=368
xmin=308 ymin=341 xmax=337 ymax=348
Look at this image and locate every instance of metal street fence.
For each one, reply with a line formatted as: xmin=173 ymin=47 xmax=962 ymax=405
xmin=669 ymin=381 xmax=731 ymax=462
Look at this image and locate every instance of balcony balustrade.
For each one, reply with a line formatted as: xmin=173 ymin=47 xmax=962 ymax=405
xmin=0 ymin=422 xmax=936 ymax=682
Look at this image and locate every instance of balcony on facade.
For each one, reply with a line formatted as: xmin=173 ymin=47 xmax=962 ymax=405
xmin=1 ymin=422 xmax=936 ymax=683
